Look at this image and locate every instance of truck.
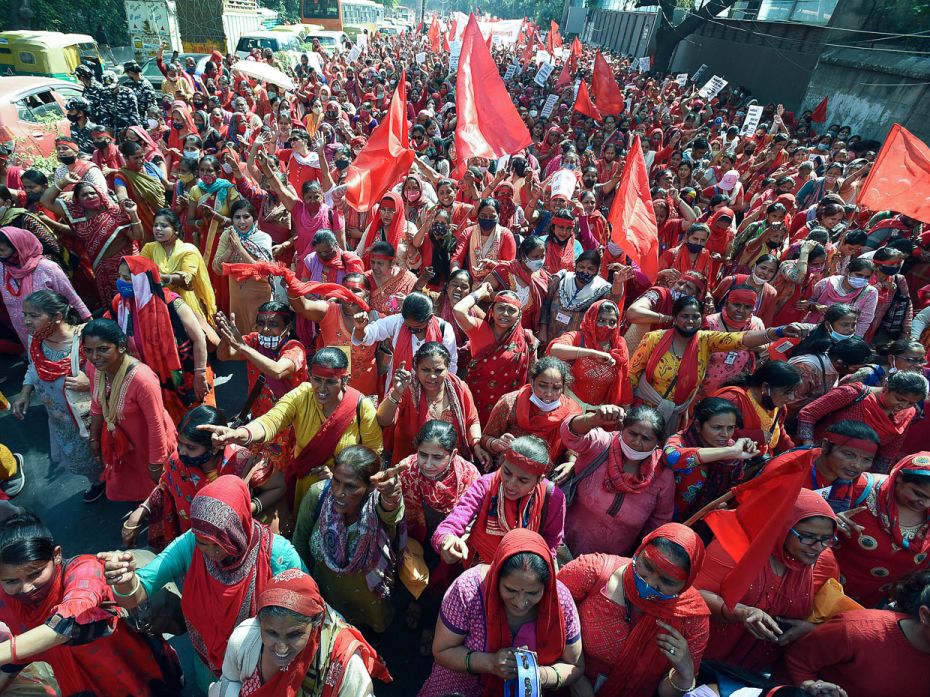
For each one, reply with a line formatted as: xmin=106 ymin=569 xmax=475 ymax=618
xmin=124 ymin=0 xmax=264 ymax=58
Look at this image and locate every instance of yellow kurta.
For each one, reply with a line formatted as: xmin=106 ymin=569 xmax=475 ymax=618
xmin=254 ymin=383 xmax=384 ymax=509
xmin=628 ymin=330 xmax=748 ymax=401
xmin=141 ymin=241 xmax=217 ymax=321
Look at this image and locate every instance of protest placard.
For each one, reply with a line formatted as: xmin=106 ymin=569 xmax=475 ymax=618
xmin=534 ymin=61 xmax=555 ymax=86
xmin=740 ymin=104 xmax=765 ymax=135
xmin=540 ymin=93 xmax=559 ymax=119
xmin=698 ymin=75 xmax=728 ymax=100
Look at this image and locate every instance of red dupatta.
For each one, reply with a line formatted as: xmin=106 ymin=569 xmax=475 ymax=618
xmin=667 ymin=244 xmax=715 ymax=280
xmin=29 ymin=334 xmax=72 ymax=382
xmin=644 ymin=329 xmax=700 ymax=403
xmin=285 ymin=387 xmax=364 ymax=507
xmin=482 ymin=530 xmax=565 ymax=697
xmin=399 ymin=452 xmax=480 ymax=543
xmin=579 ymin=299 xmax=631 ymax=404
xmin=877 ymin=453 xmax=930 ymax=553
xmin=181 ymin=476 xmax=274 ymax=675
xmin=544 ymin=233 xmax=576 ymax=275
xmin=467 ymin=469 xmax=548 ymax=567
xmin=600 ymin=524 xmax=709 ymax=697
xmin=110 ymin=256 xmax=182 ymax=388
xmin=860 ymin=392 xmax=914 ymax=442
xmin=387 ymin=372 xmax=472 ymax=465
xmin=513 ymin=384 xmax=580 ymax=462
xmin=358 ymin=192 xmax=406 ymax=259
xmin=393 ymin=315 xmax=442 ymax=371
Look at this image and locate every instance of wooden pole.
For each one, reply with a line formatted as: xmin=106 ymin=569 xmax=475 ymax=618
xmin=682 ymin=489 xmax=735 ymax=527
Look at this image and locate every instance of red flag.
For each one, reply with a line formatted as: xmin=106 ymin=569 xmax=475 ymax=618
xmin=573 ymin=81 xmax=601 ymax=122
xmin=416 ymin=21 xmax=422 ymax=33
xmin=546 ymin=20 xmax=562 ymax=55
xmin=455 ymin=14 xmax=532 ymax=174
xmin=607 ymin=136 xmax=657 ymax=280
xmin=450 ymin=18 xmax=458 ymax=40
xmin=555 ymin=36 xmax=582 ymax=88
xmin=704 ymin=448 xmax=815 ymax=609
xmin=486 ymin=31 xmax=493 ymax=50
xmin=859 ymin=124 xmax=930 ymax=224
xmin=442 ymin=32 xmax=450 ymax=52
xmin=428 ymin=17 xmax=440 ymax=53
xmin=345 ymin=71 xmax=415 ymax=212
xmin=521 ymin=28 xmax=536 ymax=67
xmin=810 ymin=96 xmax=828 ymax=123
xmin=592 ymin=50 xmax=625 ymax=116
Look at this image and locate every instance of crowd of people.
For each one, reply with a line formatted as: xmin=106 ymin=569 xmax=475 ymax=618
xmin=0 ymin=13 xmax=928 ymax=697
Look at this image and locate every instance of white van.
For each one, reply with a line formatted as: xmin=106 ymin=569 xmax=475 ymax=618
xmin=235 ymin=31 xmax=303 ymax=58
xmin=306 ymin=30 xmax=349 ymax=52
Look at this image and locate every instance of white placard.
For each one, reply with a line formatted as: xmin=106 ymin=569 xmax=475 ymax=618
xmin=572 ymin=79 xmax=580 ymax=101
xmin=534 ymin=62 xmax=555 ymax=86
xmin=740 ymin=104 xmax=764 ymax=136
xmin=357 ymin=33 xmax=368 ymax=49
xmin=638 ymin=56 xmax=651 ymax=72
xmin=676 ymin=72 xmax=688 ymax=87
xmin=347 ymin=45 xmax=361 ymax=64
xmin=503 ymin=64 xmax=518 ymax=80
xmin=415 ymin=52 xmax=426 ymax=65
xmin=550 ymin=169 xmax=576 ymax=200
xmin=692 ymin=63 xmax=708 ymax=83
xmin=698 ymin=75 xmax=728 ymax=100
xmin=540 ymin=93 xmax=559 ymax=119
xmin=448 ymin=39 xmax=463 ymax=72
xmin=534 ymin=50 xmax=552 ymax=66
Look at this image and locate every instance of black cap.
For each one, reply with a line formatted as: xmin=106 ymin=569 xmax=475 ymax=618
xmin=124 ymin=60 xmax=141 ymax=73
xmin=74 ymin=64 xmax=93 ymax=78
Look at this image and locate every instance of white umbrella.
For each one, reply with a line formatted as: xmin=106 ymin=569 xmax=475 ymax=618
xmin=231 ymin=60 xmax=296 ymax=92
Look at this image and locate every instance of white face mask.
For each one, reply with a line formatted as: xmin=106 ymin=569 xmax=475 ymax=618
xmin=619 ymin=436 xmax=656 ymax=461
xmin=607 ymin=240 xmax=622 ymax=256
xmin=222 ymin=163 xmax=233 ymax=174
xmin=147 ymin=118 xmax=159 ymax=129
xmin=529 ymin=392 xmax=561 ymax=412
xmin=183 ymin=149 xmax=200 ymax=158
xmin=847 ymin=276 xmax=869 ymax=288
xmin=525 ymin=258 xmax=545 ymax=272
xmin=750 ymin=271 xmax=767 ymax=286
xmin=257 ymin=333 xmax=284 ymax=350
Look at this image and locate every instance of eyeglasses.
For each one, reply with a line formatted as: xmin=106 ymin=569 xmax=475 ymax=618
xmin=789 ymin=528 xmax=837 ymax=548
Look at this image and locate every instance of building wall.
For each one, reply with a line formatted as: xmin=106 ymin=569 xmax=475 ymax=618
xmin=800 ymin=48 xmax=930 ymax=143
xmin=583 ymin=8 xmax=657 ymax=58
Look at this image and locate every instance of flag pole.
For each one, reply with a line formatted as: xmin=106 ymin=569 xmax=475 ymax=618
xmin=682 ymin=490 xmax=735 ymax=527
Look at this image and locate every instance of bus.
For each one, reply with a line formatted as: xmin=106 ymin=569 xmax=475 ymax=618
xmin=301 ymin=0 xmax=383 ymax=33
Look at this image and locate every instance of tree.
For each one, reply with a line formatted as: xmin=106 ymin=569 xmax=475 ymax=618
xmin=636 ymin=0 xmax=741 ymax=72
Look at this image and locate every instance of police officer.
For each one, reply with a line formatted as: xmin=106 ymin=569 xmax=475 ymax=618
xmin=65 ymin=97 xmax=98 ymax=154
xmin=123 ymin=60 xmax=157 ymax=117
xmin=74 ymin=64 xmax=106 ymax=124
xmin=97 ymin=70 xmax=142 ymax=136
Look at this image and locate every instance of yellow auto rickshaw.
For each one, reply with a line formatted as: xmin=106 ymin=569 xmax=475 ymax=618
xmin=0 ymin=31 xmax=103 ymax=81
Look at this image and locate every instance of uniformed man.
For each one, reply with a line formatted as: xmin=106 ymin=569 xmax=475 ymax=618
xmin=73 ymin=64 xmax=106 ymax=124
xmin=123 ymin=60 xmax=157 ymax=116
xmin=97 ymin=70 xmax=142 ymax=136
xmin=65 ymin=97 xmax=98 ymax=154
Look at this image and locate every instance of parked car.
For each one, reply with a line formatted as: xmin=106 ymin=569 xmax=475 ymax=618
xmin=0 ymin=76 xmax=84 ymax=160
xmin=120 ymin=53 xmax=211 ymax=95
xmin=234 ymin=31 xmax=304 ymax=58
xmin=305 ymin=31 xmax=349 ymax=52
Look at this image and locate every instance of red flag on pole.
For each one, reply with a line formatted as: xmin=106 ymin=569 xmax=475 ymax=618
xmin=428 ymin=17 xmax=440 ymax=53
xmin=454 ymin=14 xmax=532 ymax=176
xmin=810 ymin=96 xmax=828 ymax=123
xmin=521 ymin=28 xmax=536 ymax=67
xmin=573 ymin=81 xmax=602 ymax=122
xmin=442 ymin=32 xmax=450 ymax=53
xmin=703 ymin=449 xmax=816 ymax=610
xmin=486 ymin=31 xmax=493 ymax=50
xmin=546 ymin=20 xmax=562 ymax=55
xmin=607 ymin=136 xmax=658 ymax=280
xmin=449 ymin=18 xmax=458 ymax=40
xmin=859 ymin=124 xmax=930 ymax=224
xmin=592 ymin=50 xmax=625 ymax=116
xmin=345 ymin=71 xmax=415 ymax=212
xmin=555 ymin=36 xmax=582 ymax=88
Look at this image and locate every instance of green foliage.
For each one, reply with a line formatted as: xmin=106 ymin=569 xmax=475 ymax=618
xmin=0 ymin=0 xmax=130 ymax=45
xmin=427 ymin=0 xmax=559 ymax=24
xmin=257 ymin=0 xmax=299 ymax=24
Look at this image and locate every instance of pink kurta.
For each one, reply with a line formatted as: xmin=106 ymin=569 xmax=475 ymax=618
xmin=90 ymin=362 xmax=176 ymax=501
xmin=0 ymin=260 xmax=90 ymax=347
xmin=560 ymin=422 xmax=675 ymax=557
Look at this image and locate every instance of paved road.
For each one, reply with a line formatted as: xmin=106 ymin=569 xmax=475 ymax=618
xmin=0 ymin=353 xmax=432 ymax=695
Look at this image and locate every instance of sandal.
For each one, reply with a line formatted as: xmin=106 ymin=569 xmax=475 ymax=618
xmin=404 ymin=601 xmax=423 ymax=631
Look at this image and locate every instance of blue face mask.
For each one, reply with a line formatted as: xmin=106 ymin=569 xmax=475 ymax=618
xmin=829 ymin=330 xmax=852 ymax=342
xmin=631 ymin=558 xmax=679 ymax=601
xmin=115 ymin=279 xmax=134 ymax=299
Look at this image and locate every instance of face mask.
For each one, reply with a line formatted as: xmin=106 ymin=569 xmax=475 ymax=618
xmin=257 ymin=333 xmax=284 ymax=350
xmin=200 ymin=174 xmax=217 ymax=186
xmin=178 ymin=449 xmax=214 ymax=468
xmin=564 ymin=163 xmax=577 ymax=170
xmin=92 ymin=140 xmax=110 ymax=150
xmin=847 ymin=276 xmax=869 ymax=289
xmin=430 ymin=223 xmax=450 ymax=240
xmin=59 ymin=155 xmax=76 ymax=165
xmin=512 ymin=163 xmax=527 ymax=176
xmin=115 ymin=279 xmax=134 ymax=299
xmin=405 ymin=189 xmax=421 ymax=202
xmin=222 ymin=163 xmax=233 ymax=174
xmin=575 ymin=270 xmax=595 ymax=285
xmin=25 ymin=190 xmax=41 ymax=203
xmin=478 ymin=218 xmax=497 ymax=231
xmin=676 ymin=326 xmax=699 ymax=338
xmin=172 ymin=122 xmax=184 ymax=130
xmin=525 ymin=258 xmax=545 ymax=272
xmin=147 ymin=118 xmax=159 ymax=129
xmin=631 ymin=559 xmax=679 ymax=600
xmin=595 ymin=326 xmax=613 ymax=341
xmin=620 ymin=437 xmax=656 ymax=462
xmin=829 ymin=329 xmax=852 ymax=342
xmin=183 ymin=149 xmax=200 ymax=158
xmin=335 ymin=158 xmax=350 ymax=171
xmin=529 ymin=392 xmax=561 ymax=412
xmin=179 ymin=172 xmax=195 ymax=184
xmin=66 ymin=113 xmax=80 ymax=123
xmin=686 ymin=242 xmax=703 ymax=254
xmin=808 ymin=264 xmax=825 ymax=275
xmin=750 ymin=271 xmax=767 ymax=285
xmin=880 ymin=265 xmax=902 ymax=276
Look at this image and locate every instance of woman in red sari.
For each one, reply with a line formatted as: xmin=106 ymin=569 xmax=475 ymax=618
xmin=658 ymin=223 xmax=717 ymax=288
xmin=558 ymin=523 xmax=710 ymax=697
xmin=365 ymin=241 xmax=419 ymax=315
xmin=451 ymin=198 xmax=517 ymax=282
xmin=355 ymin=192 xmax=411 ymax=266
xmin=215 ymin=301 xmax=308 ymax=472
xmin=488 ymin=235 xmax=547 ymax=332
xmin=548 ymin=299 xmax=632 ymax=411
xmin=482 ymin=357 xmax=581 ymax=472
xmin=623 ymin=272 xmax=706 ymax=354
xmin=797 ymin=371 xmax=927 ymax=474
xmin=453 ymin=284 xmax=536 ymax=426
xmin=833 ymin=453 xmax=930 ymax=608
xmin=696 ymin=489 xmax=840 ymax=671
xmin=376 ymin=341 xmax=486 ymax=467
xmin=771 ymin=239 xmax=827 ymax=326
xmin=0 ymin=512 xmax=180 ymax=696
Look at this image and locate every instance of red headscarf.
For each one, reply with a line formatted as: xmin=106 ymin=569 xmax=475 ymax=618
xmin=181 ymin=475 xmax=274 ymax=674
xmin=578 ymin=299 xmax=630 ymax=404
xmin=645 ymin=328 xmax=701 ymax=404
xmin=110 ymin=256 xmax=182 ymax=387
xmin=126 ymin=125 xmax=161 ymax=162
xmin=168 ymin=100 xmax=198 ymax=152
xmin=877 ymin=452 xmax=930 ymax=553
xmin=482 ymin=529 xmax=565 ymax=697
xmin=359 ymin=192 xmax=407 ymax=259
xmin=599 ymin=523 xmax=709 ymax=697
xmin=0 ymin=226 xmax=43 ymax=285
xmin=513 ymin=384 xmax=580 ymax=462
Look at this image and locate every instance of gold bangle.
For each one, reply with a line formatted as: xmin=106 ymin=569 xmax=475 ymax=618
xmin=112 ymin=577 xmax=141 ymax=598
xmin=668 ymin=668 xmax=696 ymax=692
xmin=122 ymin=522 xmax=142 ymax=530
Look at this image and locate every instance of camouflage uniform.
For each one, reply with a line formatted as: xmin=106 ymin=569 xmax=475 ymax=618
xmin=69 ymin=119 xmax=99 ymax=154
xmin=82 ymin=81 xmax=108 ymax=124
xmin=123 ymin=62 xmax=158 ymax=117
xmin=98 ymin=72 xmax=143 ymax=135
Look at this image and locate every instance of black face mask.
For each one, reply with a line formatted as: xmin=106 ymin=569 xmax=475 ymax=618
xmin=25 ymin=190 xmax=41 ymax=202
xmin=675 ymin=326 xmax=699 ymax=338
xmin=92 ymin=140 xmax=110 ymax=150
xmin=335 ymin=159 xmax=350 ymax=171
xmin=66 ymin=113 xmax=81 ymax=124
xmin=512 ymin=163 xmax=528 ymax=176
xmin=765 ymin=240 xmax=782 ymax=250
xmin=58 ymin=155 xmax=76 ymax=165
